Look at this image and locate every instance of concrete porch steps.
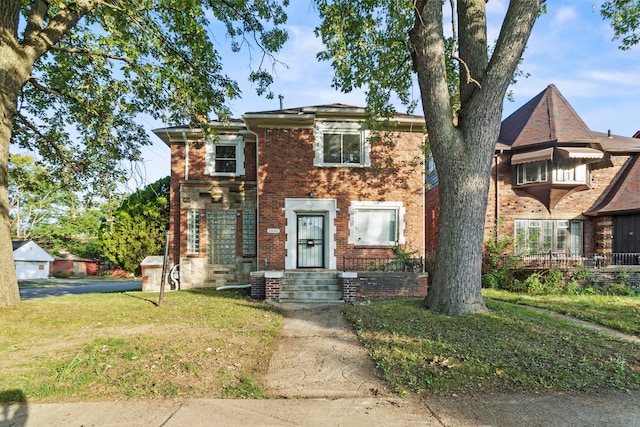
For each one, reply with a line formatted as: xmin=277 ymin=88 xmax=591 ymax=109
xmin=279 ymin=271 xmax=343 ymax=302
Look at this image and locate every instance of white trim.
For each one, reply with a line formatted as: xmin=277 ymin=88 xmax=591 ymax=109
xmin=313 ymin=122 xmax=371 ymax=167
xmin=348 ymin=201 xmax=406 ymax=246
xmin=205 ymin=135 xmax=245 ymax=177
xmin=284 ymin=198 xmax=337 ymax=270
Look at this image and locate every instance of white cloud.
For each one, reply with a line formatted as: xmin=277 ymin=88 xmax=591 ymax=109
xmin=553 ymin=6 xmax=577 ymax=25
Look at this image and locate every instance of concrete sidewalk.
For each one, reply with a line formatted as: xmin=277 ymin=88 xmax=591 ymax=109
xmin=2 ymin=303 xmax=640 ymax=426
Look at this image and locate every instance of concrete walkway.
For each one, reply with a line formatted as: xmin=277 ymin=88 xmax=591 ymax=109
xmin=2 ymin=303 xmax=640 ymax=426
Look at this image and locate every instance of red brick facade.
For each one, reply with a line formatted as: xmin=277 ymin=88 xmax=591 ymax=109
xmin=155 ymin=106 xmax=426 ymax=288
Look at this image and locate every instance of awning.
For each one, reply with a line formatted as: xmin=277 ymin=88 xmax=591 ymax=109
xmin=510 ymin=147 xmax=554 ymax=165
xmin=556 ymin=147 xmax=604 ymax=160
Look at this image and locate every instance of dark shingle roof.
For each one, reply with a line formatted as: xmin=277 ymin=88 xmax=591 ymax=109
xmin=499 ymin=84 xmax=595 ymax=149
xmin=585 ymin=154 xmax=640 ymax=216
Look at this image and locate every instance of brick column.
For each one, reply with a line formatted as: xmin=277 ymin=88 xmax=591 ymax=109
xmin=250 ymin=271 xmax=266 ymax=300
xmin=338 ymin=272 xmax=358 ymax=303
xmin=264 ymin=271 xmax=283 ymax=301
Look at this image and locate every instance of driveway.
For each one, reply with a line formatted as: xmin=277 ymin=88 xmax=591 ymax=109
xmin=18 ymin=278 xmax=142 ymax=300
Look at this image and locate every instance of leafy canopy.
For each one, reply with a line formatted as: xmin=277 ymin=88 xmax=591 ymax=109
xmin=100 ymin=176 xmax=170 ymax=273
xmin=11 ymin=0 xmax=289 ymax=195
xmin=601 ymin=0 xmax=640 ymax=49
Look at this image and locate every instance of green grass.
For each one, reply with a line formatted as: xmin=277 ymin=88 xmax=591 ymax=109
xmin=344 ymin=298 xmax=640 ymax=396
xmin=483 ymin=288 xmax=640 ymax=334
xmin=0 ymin=289 xmax=282 ymax=402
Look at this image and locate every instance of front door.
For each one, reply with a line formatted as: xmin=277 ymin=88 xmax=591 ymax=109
xmin=613 ymin=214 xmax=640 ymax=263
xmin=297 ymin=214 xmax=324 ymax=268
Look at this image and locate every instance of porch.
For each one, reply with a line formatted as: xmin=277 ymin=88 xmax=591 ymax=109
xmin=501 ymin=252 xmax=640 ymax=271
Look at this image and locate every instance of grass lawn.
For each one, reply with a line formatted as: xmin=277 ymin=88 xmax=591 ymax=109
xmin=0 ymin=289 xmax=282 ymax=403
xmin=483 ymin=288 xmax=640 ymax=335
xmin=344 ymin=297 xmax=640 ymax=396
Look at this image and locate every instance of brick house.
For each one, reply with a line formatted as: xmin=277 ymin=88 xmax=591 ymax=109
xmin=425 ymin=84 xmax=640 ymax=266
xmin=153 ymin=104 xmax=427 ymax=296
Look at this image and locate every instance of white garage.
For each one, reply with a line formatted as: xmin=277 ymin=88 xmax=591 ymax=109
xmin=13 ymin=240 xmax=54 ymax=280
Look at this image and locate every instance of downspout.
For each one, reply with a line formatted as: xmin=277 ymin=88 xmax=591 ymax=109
xmin=245 ymin=128 xmax=260 ymax=271
xmin=182 ymin=131 xmax=189 ymax=181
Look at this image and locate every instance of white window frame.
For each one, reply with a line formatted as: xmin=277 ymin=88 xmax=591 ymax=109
xmin=313 ymin=122 xmax=371 ymax=167
xmin=516 ymin=161 xmax=547 ymax=185
xmin=514 ymin=219 xmax=583 ymax=255
xmin=348 ymin=201 xmax=405 ymax=246
xmin=553 ymin=159 xmax=588 ymax=184
xmin=205 ymin=135 xmax=245 ymax=177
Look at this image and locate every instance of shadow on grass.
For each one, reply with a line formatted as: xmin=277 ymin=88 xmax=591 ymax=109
xmin=1 ymin=389 xmax=27 ymax=426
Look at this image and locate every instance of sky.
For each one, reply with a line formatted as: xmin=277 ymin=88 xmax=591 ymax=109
xmin=136 ymin=0 xmax=640 ymax=189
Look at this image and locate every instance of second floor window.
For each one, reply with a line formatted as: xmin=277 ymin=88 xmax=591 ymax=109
xmin=314 ymin=122 xmax=370 ymax=167
xmin=553 ymin=159 xmax=588 ymax=184
xmin=205 ymin=135 xmax=245 ymax=177
xmin=516 ymin=161 xmax=547 ymax=185
xmin=323 ymin=132 xmax=361 ymax=164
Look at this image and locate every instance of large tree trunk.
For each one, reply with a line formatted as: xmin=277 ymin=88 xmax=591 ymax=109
xmin=411 ymin=0 xmax=541 ymax=315
xmin=1 ymin=2 xmax=34 ymax=307
xmin=0 ymin=67 xmax=22 ymax=307
xmin=0 ymin=1 xmax=92 ymax=307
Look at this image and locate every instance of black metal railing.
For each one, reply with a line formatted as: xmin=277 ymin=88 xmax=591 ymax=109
xmin=342 ymin=256 xmax=425 ymax=272
xmin=500 ymin=252 xmax=640 ymax=270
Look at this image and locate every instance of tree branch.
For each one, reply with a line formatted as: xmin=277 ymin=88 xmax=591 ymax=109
xmin=50 ymin=45 xmax=132 ymax=64
xmin=24 ymin=0 xmax=50 ymax=41
xmin=24 ymin=0 xmax=96 ymax=61
xmin=13 ymin=112 xmax=70 ymax=162
xmin=449 ymin=1 xmax=481 ymax=90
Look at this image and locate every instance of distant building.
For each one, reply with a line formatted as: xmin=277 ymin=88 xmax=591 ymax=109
xmin=425 ymin=84 xmax=640 ymax=263
xmin=51 ymin=253 xmax=99 ymax=278
xmin=12 ymin=240 xmax=54 ymax=280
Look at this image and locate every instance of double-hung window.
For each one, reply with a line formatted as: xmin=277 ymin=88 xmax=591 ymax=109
xmin=205 ymin=135 xmax=245 ymax=177
xmin=314 ymin=122 xmax=370 ymax=167
xmin=348 ymin=201 xmax=405 ymax=246
xmin=516 ymin=161 xmax=547 ymax=185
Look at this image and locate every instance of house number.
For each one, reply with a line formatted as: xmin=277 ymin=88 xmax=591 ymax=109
xmin=267 ymin=228 xmax=280 ymax=234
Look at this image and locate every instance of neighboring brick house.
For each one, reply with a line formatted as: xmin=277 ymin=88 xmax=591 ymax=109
xmin=425 ymin=84 xmax=640 ymax=264
xmin=154 ymin=105 xmax=427 ymax=290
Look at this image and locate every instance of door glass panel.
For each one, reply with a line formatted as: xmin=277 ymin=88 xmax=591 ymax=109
xmin=297 ymin=215 xmax=324 ymax=268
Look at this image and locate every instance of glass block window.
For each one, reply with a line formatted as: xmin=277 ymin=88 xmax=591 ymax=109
xmin=187 ymin=209 xmax=200 ymax=254
xmin=242 ymin=210 xmax=256 ymax=256
xmin=207 ymin=210 xmax=237 ymax=264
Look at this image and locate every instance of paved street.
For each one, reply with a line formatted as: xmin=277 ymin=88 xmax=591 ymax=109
xmin=18 ymin=279 xmax=142 ymax=300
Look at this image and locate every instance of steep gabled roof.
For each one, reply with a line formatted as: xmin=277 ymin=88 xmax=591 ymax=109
xmin=585 ymin=154 xmax=640 ymax=216
xmin=498 ymin=84 xmax=597 ymax=149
